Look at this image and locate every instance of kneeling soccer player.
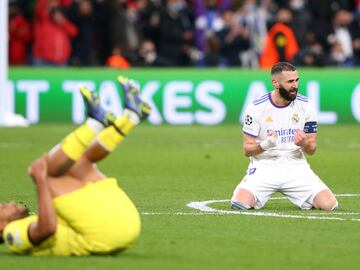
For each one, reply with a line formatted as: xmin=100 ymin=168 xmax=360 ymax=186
xmin=231 ymin=62 xmax=338 ymax=211
xmin=0 ymin=77 xmax=151 ymax=256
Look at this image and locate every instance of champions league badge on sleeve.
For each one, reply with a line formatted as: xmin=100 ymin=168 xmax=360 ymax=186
xmin=245 ymin=115 xmax=253 ymax=125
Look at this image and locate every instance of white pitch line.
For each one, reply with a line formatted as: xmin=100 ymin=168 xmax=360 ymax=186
xmin=141 ymin=210 xmax=360 ymax=217
xmin=0 ymin=142 xmax=31 ymax=148
xmin=141 ymin=211 xmax=360 ymax=222
xmin=141 ymin=194 xmax=360 ymax=222
xmin=266 ymin=194 xmax=360 ymax=200
xmin=185 ymin=194 xmax=360 ymax=222
xmin=142 ymin=212 xmax=218 ymax=216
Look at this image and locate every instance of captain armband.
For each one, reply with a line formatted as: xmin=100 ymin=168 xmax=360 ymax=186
xmin=304 ymin=121 xmax=317 ymax=133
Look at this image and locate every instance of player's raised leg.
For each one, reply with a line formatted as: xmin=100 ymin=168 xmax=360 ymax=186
xmin=47 ymin=86 xmax=115 ymax=177
xmin=83 ymin=76 xmax=151 ymax=162
xmin=68 ymin=77 xmax=151 ymax=181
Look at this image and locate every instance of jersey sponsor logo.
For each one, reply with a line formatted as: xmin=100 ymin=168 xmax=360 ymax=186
xmin=268 ymin=128 xmax=297 ymax=136
xmin=6 ymin=233 xmax=14 ymax=245
xmin=265 ymin=116 xmax=273 ymax=122
xmin=292 ymin=113 xmax=300 ymax=124
xmin=268 ymin=128 xmax=297 ymax=144
xmin=245 ymin=115 xmax=253 ymax=125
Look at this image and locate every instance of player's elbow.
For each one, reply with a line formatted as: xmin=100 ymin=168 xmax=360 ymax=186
xmin=44 ymin=226 xmax=56 ymax=238
xmin=243 ymin=148 xmax=252 ymax=157
xmin=40 ymin=221 xmax=57 ymax=238
xmin=31 ymin=222 xmax=57 ymax=245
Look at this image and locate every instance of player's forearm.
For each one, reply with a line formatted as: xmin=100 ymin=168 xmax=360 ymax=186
xmin=243 ymin=142 xmax=264 ymax=157
xmin=300 ymin=141 xmax=317 ymax=155
xmin=29 ymin=178 xmax=57 ymax=245
xmin=36 ymin=179 xmax=57 ymax=238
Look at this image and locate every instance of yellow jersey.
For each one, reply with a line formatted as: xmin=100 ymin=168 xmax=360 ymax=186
xmin=4 ymin=178 xmax=141 ymax=256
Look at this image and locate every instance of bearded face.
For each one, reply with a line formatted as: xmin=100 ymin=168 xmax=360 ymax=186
xmin=279 ymin=83 xmax=298 ymax=101
xmin=273 ymin=70 xmax=299 ymax=102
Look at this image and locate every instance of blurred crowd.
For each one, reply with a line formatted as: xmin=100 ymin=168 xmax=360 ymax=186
xmin=8 ymin=0 xmax=360 ymax=68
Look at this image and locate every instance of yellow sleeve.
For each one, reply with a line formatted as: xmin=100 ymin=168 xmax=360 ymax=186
xmin=3 ymin=215 xmax=38 ymax=254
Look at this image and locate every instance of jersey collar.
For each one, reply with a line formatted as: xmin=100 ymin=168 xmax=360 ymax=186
xmin=268 ymin=93 xmax=292 ymax=108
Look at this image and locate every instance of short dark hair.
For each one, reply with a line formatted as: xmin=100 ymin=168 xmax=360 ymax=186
xmin=271 ymin=62 xmax=296 ymax=75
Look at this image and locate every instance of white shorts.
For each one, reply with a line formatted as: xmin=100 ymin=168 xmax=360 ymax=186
xmin=232 ymin=159 xmax=330 ymax=210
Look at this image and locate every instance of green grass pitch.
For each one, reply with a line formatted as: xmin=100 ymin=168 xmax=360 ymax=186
xmin=0 ymin=124 xmax=360 ymax=270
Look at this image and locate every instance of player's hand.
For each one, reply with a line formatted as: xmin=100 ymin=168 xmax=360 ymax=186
xmin=28 ymin=154 xmax=48 ymax=184
xmin=294 ymin=129 xmax=306 ymax=147
xmin=260 ymin=130 xmax=278 ymax=150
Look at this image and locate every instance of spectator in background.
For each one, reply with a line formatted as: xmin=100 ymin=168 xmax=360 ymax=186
xmin=136 ymin=0 xmax=162 ymax=42
xmin=69 ymin=0 xmax=94 ymax=66
xmin=7 ymin=0 xmax=360 ymax=67
xmin=194 ymin=0 xmax=231 ymax=66
xmin=295 ymin=31 xmax=327 ymax=67
xmin=133 ymin=39 xmax=173 ymax=66
xmin=106 ymin=46 xmax=131 ymax=69
xmin=331 ymin=9 xmax=356 ymax=66
xmin=108 ymin=0 xmax=141 ymax=63
xmin=259 ymin=8 xmax=299 ymax=68
xmin=288 ymin=0 xmax=312 ymax=49
xmin=329 ymin=41 xmax=349 ymax=65
xmin=216 ymin=8 xmax=250 ymax=67
xmin=233 ymin=0 xmax=271 ymax=68
xmin=356 ymin=0 xmax=360 ymax=22
xmin=33 ymin=0 xmax=78 ymax=66
xmin=352 ymin=1 xmax=360 ymax=65
xmin=92 ymin=0 xmax=112 ymax=64
xmin=8 ymin=0 xmax=32 ymax=65
xmin=152 ymin=0 xmax=195 ymax=66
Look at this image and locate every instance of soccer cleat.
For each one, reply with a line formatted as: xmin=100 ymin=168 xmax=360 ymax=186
xmin=117 ymin=76 xmax=151 ymax=120
xmin=79 ymin=86 xmax=116 ymax=126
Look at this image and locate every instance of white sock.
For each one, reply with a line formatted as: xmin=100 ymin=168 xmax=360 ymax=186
xmin=124 ymin=109 xmax=140 ymax=125
xmin=86 ymin=118 xmax=104 ymax=134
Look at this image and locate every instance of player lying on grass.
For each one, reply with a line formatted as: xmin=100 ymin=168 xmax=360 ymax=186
xmin=231 ymin=62 xmax=338 ymax=211
xmin=0 ymin=77 xmax=151 ymax=255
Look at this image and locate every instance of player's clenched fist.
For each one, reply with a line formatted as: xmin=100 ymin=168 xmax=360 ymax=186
xmin=294 ymin=129 xmax=306 ymax=146
xmin=260 ymin=130 xmax=278 ymax=150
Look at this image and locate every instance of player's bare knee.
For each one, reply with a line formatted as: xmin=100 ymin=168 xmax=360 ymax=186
xmin=314 ymin=191 xmax=338 ymax=211
xmin=231 ymin=189 xmax=255 ymax=210
xmin=319 ymin=199 xmax=338 ymax=211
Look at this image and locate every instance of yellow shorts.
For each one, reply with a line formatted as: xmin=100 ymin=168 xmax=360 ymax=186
xmin=53 ymin=178 xmax=141 ymax=254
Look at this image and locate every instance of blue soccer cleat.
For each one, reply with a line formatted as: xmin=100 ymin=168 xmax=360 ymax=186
xmin=79 ymin=86 xmax=116 ymax=126
xmin=117 ymin=76 xmax=151 ymax=121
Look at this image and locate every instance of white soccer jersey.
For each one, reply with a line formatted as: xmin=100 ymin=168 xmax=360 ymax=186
xmin=242 ymin=93 xmax=318 ymax=161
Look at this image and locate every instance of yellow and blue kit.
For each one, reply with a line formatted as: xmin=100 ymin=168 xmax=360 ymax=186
xmin=4 ymin=178 xmax=141 ymax=256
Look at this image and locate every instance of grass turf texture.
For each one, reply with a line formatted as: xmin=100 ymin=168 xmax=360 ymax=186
xmin=0 ymin=124 xmax=359 ymax=270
